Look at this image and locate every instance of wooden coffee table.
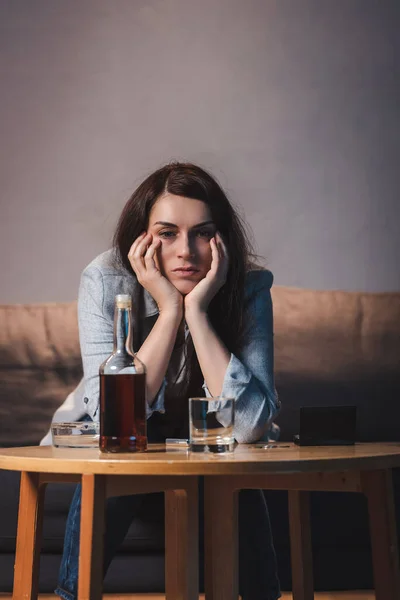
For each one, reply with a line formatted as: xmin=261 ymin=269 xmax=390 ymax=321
xmin=0 ymin=444 xmax=199 ymax=600
xmin=0 ymin=442 xmax=399 ymax=600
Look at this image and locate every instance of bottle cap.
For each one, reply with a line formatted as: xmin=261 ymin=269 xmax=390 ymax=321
xmin=115 ymin=294 xmax=132 ymax=308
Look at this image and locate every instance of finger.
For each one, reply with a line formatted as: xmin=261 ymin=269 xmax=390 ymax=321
xmin=212 ymin=236 xmax=229 ymax=282
xmin=215 ymin=232 xmax=228 ymax=258
xmin=144 ymin=239 xmax=161 ymax=270
xmin=133 ymin=233 xmax=152 ymax=260
xmin=209 ymin=237 xmax=220 ymax=275
xmin=153 ymin=238 xmax=162 ymax=271
xmin=128 ymin=231 xmax=147 ymax=258
xmin=215 ymin=233 xmax=229 ymax=271
xmin=129 ymin=233 xmax=151 ymax=277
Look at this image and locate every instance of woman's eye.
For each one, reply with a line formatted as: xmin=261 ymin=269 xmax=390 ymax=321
xmin=196 ymin=229 xmax=213 ymax=238
xmin=158 ymin=231 xmax=176 ymax=238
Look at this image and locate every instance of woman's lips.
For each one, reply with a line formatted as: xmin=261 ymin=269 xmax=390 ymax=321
xmin=172 ymin=268 xmax=200 ymax=277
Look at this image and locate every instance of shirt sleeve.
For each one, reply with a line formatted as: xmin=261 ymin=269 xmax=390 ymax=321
xmin=202 ymin=270 xmax=280 ymax=443
xmin=78 ymin=265 xmax=165 ymax=420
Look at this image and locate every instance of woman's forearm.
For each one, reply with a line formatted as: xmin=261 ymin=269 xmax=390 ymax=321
xmin=185 ymin=308 xmax=230 ymax=397
xmin=136 ymin=310 xmax=182 ymax=404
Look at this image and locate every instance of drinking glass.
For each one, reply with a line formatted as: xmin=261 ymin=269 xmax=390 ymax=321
xmin=189 ymin=397 xmax=235 ymax=453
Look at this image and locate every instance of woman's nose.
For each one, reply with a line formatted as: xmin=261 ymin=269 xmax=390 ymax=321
xmin=177 ymin=235 xmax=195 ymax=259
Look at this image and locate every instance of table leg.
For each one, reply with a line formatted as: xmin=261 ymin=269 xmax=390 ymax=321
xmin=77 ymin=474 xmax=106 ymax=600
xmin=12 ymin=472 xmax=46 ymax=600
xmin=361 ymin=469 xmax=400 ymax=600
xmin=204 ymin=476 xmax=239 ymax=600
xmin=165 ymin=477 xmax=199 ymax=600
xmin=288 ymin=490 xmax=314 ymax=600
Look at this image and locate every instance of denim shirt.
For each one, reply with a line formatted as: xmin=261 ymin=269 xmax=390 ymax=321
xmin=78 ymin=249 xmax=280 ymax=443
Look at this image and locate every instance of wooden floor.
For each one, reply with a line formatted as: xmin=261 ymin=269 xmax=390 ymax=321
xmin=0 ymin=593 xmax=375 ymax=599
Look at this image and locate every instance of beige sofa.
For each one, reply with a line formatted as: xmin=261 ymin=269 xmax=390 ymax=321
xmin=0 ymin=286 xmax=399 ymax=592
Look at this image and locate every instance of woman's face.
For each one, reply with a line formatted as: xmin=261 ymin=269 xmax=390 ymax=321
xmin=147 ymin=193 xmax=216 ymax=295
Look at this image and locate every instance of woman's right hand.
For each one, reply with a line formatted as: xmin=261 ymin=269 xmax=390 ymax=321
xmin=128 ymin=232 xmax=183 ymax=318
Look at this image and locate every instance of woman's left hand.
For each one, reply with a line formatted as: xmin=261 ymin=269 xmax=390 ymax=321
xmin=184 ymin=232 xmax=229 ymax=314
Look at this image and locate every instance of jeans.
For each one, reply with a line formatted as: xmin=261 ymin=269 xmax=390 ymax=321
xmin=55 ymin=418 xmax=281 ymax=600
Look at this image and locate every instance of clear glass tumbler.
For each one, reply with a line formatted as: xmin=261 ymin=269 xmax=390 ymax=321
xmin=189 ymin=397 xmax=235 ymax=453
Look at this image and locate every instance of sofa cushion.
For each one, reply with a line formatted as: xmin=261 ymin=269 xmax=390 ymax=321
xmin=271 ymin=287 xmax=400 ymax=441
xmin=0 ymin=303 xmax=82 ymax=446
xmin=272 ymin=286 xmax=400 ymax=380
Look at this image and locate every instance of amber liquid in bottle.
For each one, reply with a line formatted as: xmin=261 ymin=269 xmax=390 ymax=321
xmin=99 ymin=294 xmax=147 ymax=453
xmin=100 ymin=373 xmax=147 ymax=452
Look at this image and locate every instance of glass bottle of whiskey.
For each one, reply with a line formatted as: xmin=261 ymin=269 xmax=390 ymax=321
xmin=99 ymin=294 xmax=147 ymax=452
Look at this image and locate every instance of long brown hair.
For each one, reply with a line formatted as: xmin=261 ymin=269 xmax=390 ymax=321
xmin=113 ymin=162 xmax=258 ymax=352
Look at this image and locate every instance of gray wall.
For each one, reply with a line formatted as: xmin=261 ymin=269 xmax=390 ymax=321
xmin=1 ymin=0 xmax=399 ymax=303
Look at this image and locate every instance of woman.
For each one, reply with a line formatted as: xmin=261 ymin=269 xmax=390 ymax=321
xmin=55 ymin=162 xmax=281 ymax=600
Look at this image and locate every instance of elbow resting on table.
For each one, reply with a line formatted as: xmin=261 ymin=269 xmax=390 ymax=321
xmin=234 ymin=392 xmax=280 ymax=445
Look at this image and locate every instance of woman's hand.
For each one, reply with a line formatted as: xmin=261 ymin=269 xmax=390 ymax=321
xmin=184 ymin=233 xmax=229 ymax=314
xmin=128 ymin=233 xmax=183 ymax=318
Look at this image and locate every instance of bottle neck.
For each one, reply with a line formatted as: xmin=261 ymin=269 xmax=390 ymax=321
xmin=113 ymin=307 xmax=134 ymax=356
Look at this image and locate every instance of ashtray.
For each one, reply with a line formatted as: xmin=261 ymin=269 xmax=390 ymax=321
xmin=51 ymin=421 xmax=100 ymax=448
